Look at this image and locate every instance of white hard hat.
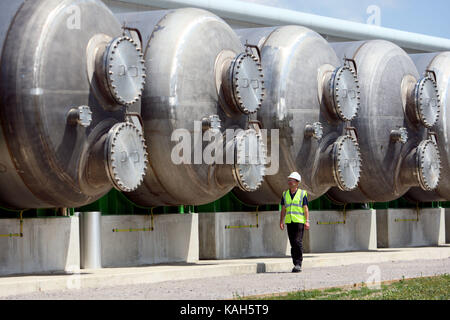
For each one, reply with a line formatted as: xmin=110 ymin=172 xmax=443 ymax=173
xmin=288 ymin=172 xmax=301 ymax=182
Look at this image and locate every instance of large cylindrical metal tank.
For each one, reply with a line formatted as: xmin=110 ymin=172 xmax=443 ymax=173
xmin=0 ymin=0 xmax=148 ymax=209
xmin=231 ymin=26 xmax=362 ymax=204
xmin=326 ymin=40 xmax=441 ymax=204
xmin=117 ymin=9 xmax=267 ymax=207
xmin=405 ymin=52 xmax=450 ymax=202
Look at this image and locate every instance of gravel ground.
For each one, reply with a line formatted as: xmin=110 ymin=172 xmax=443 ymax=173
xmin=2 ymin=257 xmax=450 ymax=300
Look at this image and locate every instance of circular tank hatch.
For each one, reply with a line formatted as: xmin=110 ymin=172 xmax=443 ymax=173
xmin=333 ymin=135 xmax=362 ymax=191
xmin=415 ymin=77 xmax=440 ymax=128
xmin=417 ymin=140 xmax=441 ymax=191
xmin=230 ymin=52 xmax=265 ymax=114
xmin=330 ymin=66 xmax=360 ymax=121
xmin=234 ymin=129 xmax=267 ymax=191
xmin=106 ymin=122 xmax=148 ymax=192
xmin=104 ymin=36 xmax=146 ymax=106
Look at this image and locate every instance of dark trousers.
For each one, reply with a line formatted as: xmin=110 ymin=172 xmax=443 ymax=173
xmin=287 ymin=222 xmax=305 ymax=266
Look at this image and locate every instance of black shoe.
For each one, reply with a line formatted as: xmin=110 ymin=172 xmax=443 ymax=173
xmin=292 ymin=265 xmax=302 ymax=273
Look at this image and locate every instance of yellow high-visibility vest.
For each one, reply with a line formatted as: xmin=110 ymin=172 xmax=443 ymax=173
xmin=283 ymin=189 xmax=307 ymax=224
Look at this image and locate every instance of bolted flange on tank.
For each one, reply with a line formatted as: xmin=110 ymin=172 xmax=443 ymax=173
xmin=324 ymin=63 xmax=361 ymax=122
xmin=216 ymin=44 xmax=265 ymax=117
xmin=316 ymin=134 xmax=362 ymax=192
xmin=400 ymin=139 xmax=441 ymax=191
xmin=214 ymin=127 xmax=267 ymax=192
xmin=405 ymin=73 xmax=441 ymax=129
xmin=94 ymin=35 xmax=147 ymax=110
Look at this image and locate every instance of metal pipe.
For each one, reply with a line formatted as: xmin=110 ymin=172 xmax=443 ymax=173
xmin=120 ymin=0 xmax=450 ymax=52
xmin=79 ymin=211 xmax=102 ymax=269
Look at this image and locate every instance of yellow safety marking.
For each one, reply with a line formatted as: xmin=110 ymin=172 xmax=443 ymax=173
xmin=0 ymin=211 xmax=24 ymax=238
xmin=225 ymin=208 xmax=259 ymax=230
xmin=112 ymin=207 xmax=155 ymax=233
xmin=316 ymin=204 xmax=347 ymax=225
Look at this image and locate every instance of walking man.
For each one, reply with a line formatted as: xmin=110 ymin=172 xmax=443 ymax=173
xmin=280 ymin=172 xmax=310 ymax=273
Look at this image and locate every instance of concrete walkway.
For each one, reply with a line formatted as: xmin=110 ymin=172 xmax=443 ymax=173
xmin=1 ymin=245 xmax=449 ymax=298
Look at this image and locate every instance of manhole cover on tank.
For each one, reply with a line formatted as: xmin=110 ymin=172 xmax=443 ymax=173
xmin=417 ymin=139 xmax=441 ymax=191
xmin=415 ymin=77 xmax=440 ymax=128
xmin=106 ymin=122 xmax=148 ymax=192
xmin=104 ymin=36 xmax=146 ymax=106
xmin=234 ymin=129 xmax=267 ymax=191
xmin=330 ymin=66 xmax=360 ymax=121
xmin=333 ymin=135 xmax=362 ymax=191
xmin=230 ymin=52 xmax=265 ymax=114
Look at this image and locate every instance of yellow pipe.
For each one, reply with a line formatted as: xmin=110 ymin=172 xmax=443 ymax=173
xmin=112 ymin=207 xmax=155 ymax=233
xmin=0 ymin=211 xmax=24 ymax=238
xmin=316 ymin=204 xmax=347 ymax=225
xmin=225 ymin=207 xmax=259 ymax=230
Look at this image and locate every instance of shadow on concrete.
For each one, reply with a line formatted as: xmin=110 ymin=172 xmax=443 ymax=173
xmin=99 ymin=261 xmax=217 ymax=269
xmin=0 ymin=270 xmax=94 ymax=279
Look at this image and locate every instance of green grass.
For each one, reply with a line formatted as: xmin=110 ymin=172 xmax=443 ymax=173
xmin=238 ymin=274 xmax=450 ymax=300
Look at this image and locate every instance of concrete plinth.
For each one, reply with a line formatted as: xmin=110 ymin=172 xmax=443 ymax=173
xmin=446 ymin=209 xmax=450 ymax=244
xmin=0 ymin=217 xmax=80 ymax=276
xmin=199 ymin=211 xmax=290 ymax=260
xmin=304 ymin=209 xmax=377 ymax=253
xmin=100 ymin=214 xmax=199 ymax=267
xmin=376 ymin=208 xmax=445 ymax=248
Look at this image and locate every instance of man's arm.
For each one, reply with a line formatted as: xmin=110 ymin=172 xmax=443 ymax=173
xmin=280 ymin=205 xmax=286 ymax=230
xmin=304 ymin=205 xmax=310 ymax=230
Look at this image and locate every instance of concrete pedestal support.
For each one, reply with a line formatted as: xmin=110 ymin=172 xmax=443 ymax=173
xmin=0 ymin=217 xmax=80 ymax=276
xmin=100 ymin=214 xmax=199 ymax=267
xmin=199 ymin=211 xmax=290 ymax=260
xmin=376 ymin=208 xmax=445 ymax=248
xmin=446 ymin=209 xmax=450 ymax=244
xmin=304 ymin=209 xmax=377 ymax=253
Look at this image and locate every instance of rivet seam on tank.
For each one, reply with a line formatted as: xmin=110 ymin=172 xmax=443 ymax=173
xmin=332 ymin=66 xmax=361 ymax=121
xmin=415 ymin=76 xmax=440 ymax=129
xmin=417 ymin=139 xmax=441 ymax=191
xmin=108 ymin=122 xmax=148 ymax=192
xmin=235 ymin=129 xmax=267 ymax=191
xmin=105 ymin=36 xmax=146 ymax=106
xmin=231 ymin=52 xmax=265 ymax=114
xmin=334 ymin=135 xmax=362 ymax=191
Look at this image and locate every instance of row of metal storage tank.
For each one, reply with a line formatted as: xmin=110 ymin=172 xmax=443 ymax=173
xmin=0 ymin=0 xmax=448 ymax=211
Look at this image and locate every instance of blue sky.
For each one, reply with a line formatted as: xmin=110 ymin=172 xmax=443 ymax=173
xmin=239 ymin=0 xmax=450 ymax=39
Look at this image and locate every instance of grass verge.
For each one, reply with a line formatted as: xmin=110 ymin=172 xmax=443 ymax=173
xmin=237 ymin=274 xmax=450 ymax=300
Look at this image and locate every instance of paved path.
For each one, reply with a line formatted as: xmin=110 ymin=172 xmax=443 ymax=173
xmin=1 ymin=246 xmax=449 ymax=300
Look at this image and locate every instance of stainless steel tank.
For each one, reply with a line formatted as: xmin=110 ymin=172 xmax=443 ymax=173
xmin=231 ymin=26 xmax=363 ymax=204
xmin=405 ymin=52 xmax=450 ymax=202
xmin=117 ymin=9 xmax=267 ymax=207
xmin=0 ymin=0 xmax=148 ymax=209
xmin=326 ymin=40 xmax=441 ymax=204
